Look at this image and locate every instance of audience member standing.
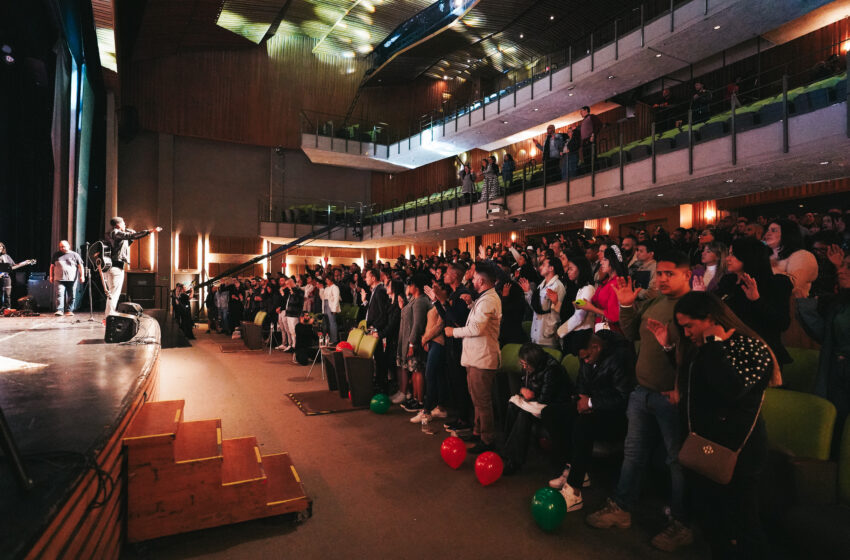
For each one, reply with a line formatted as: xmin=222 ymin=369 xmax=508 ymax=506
xmin=322 ymin=275 xmax=341 ymax=344
xmin=396 ymin=275 xmax=431 ymax=412
xmin=555 ymin=256 xmax=596 ymax=356
xmin=765 ymin=218 xmax=818 ymax=297
xmin=501 ymin=154 xmax=515 ymax=190
xmin=534 ymin=124 xmax=565 ymax=181
xmin=587 ymin=251 xmax=694 ymax=553
xmin=580 ymin=246 xmax=628 ymax=334
xmin=282 ymin=277 xmax=303 ymax=351
xmin=520 ymin=255 xmax=565 ymax=348
xmin=579 ymin=106 xmax=601 ymax=165
xmin=445 ymin=264 xmax=502 ymax=454
xmin=363 ymin=268 xmax=390 ymax=392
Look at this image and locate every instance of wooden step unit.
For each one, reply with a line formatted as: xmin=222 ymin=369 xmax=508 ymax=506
xmin=124 ymin=400 xmax=311 ymax=542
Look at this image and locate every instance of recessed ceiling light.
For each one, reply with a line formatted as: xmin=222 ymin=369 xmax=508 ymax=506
xmin=521 ymin=218 xmax=527 ymax=222
xmin=460 ymin=228 xmax=465 ymax=231
xmin=713 ymin=25 xmax=721 ymax=30
xmin=443 ymin=75 xmax=448 ymax=80
xmin=532 ymin=108 xmax=539 ymax=111
xmin=607 ymin=75 xmax=615 ymax=79
xmin=568 ymin=92 xmax=574 ymax=96
xmin=519 ymin=33 xmax=524 ymax=39
xmin=546 ymin=221 xmax=551 ymax=224
xmin=725 ymin=179 xmax=734 ymax=183
xmin=603 ymin=203 xmax=609 ymax=207
xmin=799 ymin=204 xmax=805 ymax=208
xmin=549 ymin=15 xmax=555 ymax=20
xmin=655 ymin=53 xmax=662 ymax=58
xmin=820 ymin=161 xmax=830 ymax=165
xmin=502 ymin=120 xmax=509 ymax=124
xmin=657 ymin=193 xmax=664 ymax=197
xmin=559 ymin=212 xmax=564 ymax=215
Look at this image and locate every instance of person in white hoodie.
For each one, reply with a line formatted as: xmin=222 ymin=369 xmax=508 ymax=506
xmin=445 ymin=263 xmax=502 ymax=454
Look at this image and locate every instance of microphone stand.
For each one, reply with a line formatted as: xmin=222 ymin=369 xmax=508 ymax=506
xmin=81 ymin=242 xmax=99 ymax=323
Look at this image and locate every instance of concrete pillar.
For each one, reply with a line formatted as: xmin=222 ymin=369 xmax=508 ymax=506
xmin=104 ymin=92 xmax=118 ymax=231
xmin=156 ymin=134 xmax=174 ymax=306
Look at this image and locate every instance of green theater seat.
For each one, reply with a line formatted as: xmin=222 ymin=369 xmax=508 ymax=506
xmin=762 ymin=387 xmax=836 ymax=460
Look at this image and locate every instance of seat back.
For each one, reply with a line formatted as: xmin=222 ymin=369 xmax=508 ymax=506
xmin=356 ymin=334 xmax=378 ymax=358
xmin=357 ymin=319 xmax=367 ymax=331
xmin=542 ymin=347 xmax=562 ymax=363
xmin=840 ymin=420 xmax=850 ymax=506
xmin=346 ymin=328 xmax=364 ymax=352
xmin=253 ymin=311 xmax=267 ymax=326
xmin=762 ymin=387 xmax=836 ymax=460
xmin=782 ymin=347 xmax=819 ymax=393
xmin=499 ymin=343 xmax=522 ymax=374
xmin=561 ymin=354 xmax=580 ymax=384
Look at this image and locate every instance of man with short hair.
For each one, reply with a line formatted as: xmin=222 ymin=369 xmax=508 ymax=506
xmin=628 ymin=240 xmax=657 ymax=300
xmin=50 ymin=240 xmax=84 ymax=316
xmin=620 ymin=235 xmax=637 ymax=268
xmin=104 ymin=217 xmax=159 ymax=316
xmin=363 ymin=268 xmax=390 ymax=392
xmin=281 ymin=277 xmax=303 ymax=351
xmin=519 ymin=256 xmax=565 ymax=349
xmin=579 ymin=106 xmax=601 ymax=164
xmin=745 ymin=222 xmax=764 ymax=240
xmin=586 ymin=251 xmax=694 ymax=553
xmin=445 ymin=264 xmax=502 ymax=454
xmin=534 ymin=124 xmax=566 ymax=182
xmin=322 ymin=275 xmax=341 ymax=344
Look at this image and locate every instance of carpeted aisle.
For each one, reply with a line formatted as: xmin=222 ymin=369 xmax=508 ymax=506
xmin=127 ymin=326 xmax=722 ymax=560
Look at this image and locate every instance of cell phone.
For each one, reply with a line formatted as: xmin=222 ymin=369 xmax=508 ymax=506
xmin=574 ymin=299 xmax=586 ymax=306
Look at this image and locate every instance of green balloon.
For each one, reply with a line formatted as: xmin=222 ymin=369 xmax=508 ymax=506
xmin=370 ymin=394 xmax=390 ymax=414
xmin=531 ymin=487 xmax=567 ymax=532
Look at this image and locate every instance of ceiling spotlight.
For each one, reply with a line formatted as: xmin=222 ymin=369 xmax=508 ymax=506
xmin=713 ymin=25 xmax=721 ymax=30
xmin=655 ymin=53 xmax=662 ymax=58
xmin=799 ymin=204 xmax=805 ymax=208
xmin=657 ymin=193 xmax=664 ymax=197
xmin=532 ymin=108 xmax=539 ymax=111
xmin=607 ymin=75 xmax=615 ymax=80
xmin=502 ymin=120 xmax=509 ymax=124
xmin=725 ymin=179 xmax=734 ymax=183
xmin=559 ymin=212 xmax=564 ymax=215
xmin=549 ymin=15 xmax=555 ymax=20
xmin=603 ymin=203 xmax=609 ymax=207
xmin=546 ymin=221 xmax=551 ymax=224
xmin=519 ymin=33 xmax=524 ymax=39
xmin=568 ymin=92 xmax=574 ymax=96
xmin=443 ymin=75 xmax=449 ymax=80
xmin=521 ymin=218 xmax=527 ymax=222
xmin=820 ymin=161 xmax=830 ymax=165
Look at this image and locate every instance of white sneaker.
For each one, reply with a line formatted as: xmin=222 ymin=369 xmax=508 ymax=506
xmin=275 ymin=344 xmax=286 ymax=350
xmin=389 ymin=391 xmax=406 ymax=404
xmin=430 ymin=406 xmax=448 ymax=418
xmin=410 ymin=410 xmax=430 ymax=424
xmin=548 ymin=464 xmax=591 ymax=489
xmin=54 ymin=310 xmax=63 ymax=316
xmin=559 ymin=486 xmax=584 ymax=512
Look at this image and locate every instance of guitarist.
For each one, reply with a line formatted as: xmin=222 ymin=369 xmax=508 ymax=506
xmin=0 ymin=242 xmax=14 ymax=309
xmin=104 ymin=217 xmax=161 ymax=316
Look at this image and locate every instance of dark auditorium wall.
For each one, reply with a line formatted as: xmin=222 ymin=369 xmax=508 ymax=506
xmin=121 ymin=34 xmax=462 ymax=149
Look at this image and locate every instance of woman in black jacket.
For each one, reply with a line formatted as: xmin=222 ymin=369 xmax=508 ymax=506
xmin=382 ymin=279 xmax=404 ymax=398
xmin=716 ymin=237 xmax=792 ymax=366
xmin=501 ymin=343 xmax=573 ymax=475
xmin=648 ymin=291 xmax=780 ymax=558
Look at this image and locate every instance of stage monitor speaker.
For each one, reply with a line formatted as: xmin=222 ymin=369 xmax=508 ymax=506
xmin=117 ymin=302 xmax=144 ymax=316
xmin=105 ymin=313 xmax=139 ymax=343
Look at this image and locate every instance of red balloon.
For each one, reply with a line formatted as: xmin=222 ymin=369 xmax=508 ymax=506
xmin=335 ymin=341 xmax=353 ymax=352
xmin=474 ymin=451 xmax=504 ymax=486
xmin=440 ymin=436 xmax=467 ymax=469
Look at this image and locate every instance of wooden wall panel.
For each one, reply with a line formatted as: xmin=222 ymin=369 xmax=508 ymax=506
xmin=717 ymin=178 xmax=850 ymax=210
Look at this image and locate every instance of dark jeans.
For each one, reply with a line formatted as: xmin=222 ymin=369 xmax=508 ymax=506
xmin=1 ymin=275 xmax=10 ymax=308
xmin=541 ymin=402 xmax=625 ymax=488
xmin=615 ymin=386 xmax=686 ymax=520
xmin=423 ymin=341 xmax=447 ymax=411
xmin=502 ymin=403 xmax=539 ymax=466
xmin=373 ymin=338 xmax=388 ymax=393
xmin=690 ymin=421 xmax=768 ymax=559
xmin=445 ymin=339 xmax=472 ymax=422
xmin=542 ymin=157 xmax=561 ymax=182
xmin=218 ymin=307 xmax=230 ymax=333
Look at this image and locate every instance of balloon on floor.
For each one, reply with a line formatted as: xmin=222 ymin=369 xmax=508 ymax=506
xmin=530 ymin=487 xmax=567 ymax=532
xmin=440 ymin=436 xmax=466 ymax=469
xmin=474 ymin=451 xmax=503 ymax=485
xmin=369 ymin=394 xmax=390 ymax=414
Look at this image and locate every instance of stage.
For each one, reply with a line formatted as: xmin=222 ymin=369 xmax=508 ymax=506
xmin=0 ymin=312 xmax=160 ymax=559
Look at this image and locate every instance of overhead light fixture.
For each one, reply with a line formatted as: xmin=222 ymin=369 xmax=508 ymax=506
xmin=532 ymin=108 xmax=539 ymax=111
xmin=725 ymin=178 xmax=734 ymax=183
xmin=521 ymin=218 xmax=527 ymax=222
xmin=820 ymin=161 xmax=830 ymax=165
xmin=713 ymin=25 xmax=721 ymax=30
xmin=568 ymin=92 xmax=574 ymax=96
xmin=655 ymin=53 xmax=662 ymax=58
xmin=549 ymin=15 xmax=554 ymax=21
xmin=657 ymin=193 xmax=664 ymax=197
xmin=519 ymin=33 xmax=524 ymax=39
xmin=502 ymin=120 xmax=509 ymax=124
xmin=559 ymin=212 xmax=564 ymax=215
xmin=799 ymin=204 xmax=805 ymax=208
xmin=443 ymin=75 xmax=449 ymax=80
xmin=603 ymin=203 xmax=609 ymax=207
xmin=607 ymin=75 xmax=615 ymax=80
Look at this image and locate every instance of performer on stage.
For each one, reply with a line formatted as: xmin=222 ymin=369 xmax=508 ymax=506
xmin=104 ymin=217 xmax=161 ymax=316
xmin=49 ymin=240 xmax=84 ymax=316
xmin=0 ymin=242 xmax=15 ymax=310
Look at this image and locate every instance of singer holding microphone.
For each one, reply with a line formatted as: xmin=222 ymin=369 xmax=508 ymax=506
xmin=104 ymin=217 xmax=161 ymax=316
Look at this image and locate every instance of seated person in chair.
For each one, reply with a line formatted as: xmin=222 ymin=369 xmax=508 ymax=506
xmin=294 ymin=313 xmax=319 ymax=365
xmin=500 ymin=343 xmax=573 ymax=475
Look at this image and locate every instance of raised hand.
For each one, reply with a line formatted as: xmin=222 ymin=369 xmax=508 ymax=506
xmin=704 ymin=324 xmax=736 ymax=342
xmin=459 ymin=293 xmax=473 ymax=306
xmin=613 ymin=276 xmax=641 ymax=307
xmin=501 ymin=283 xmax=511 ymax=297
xmin=518 ymin=277 xmax=531 ymax=293
xmin=692 ymin=274 xmax=706 ymax=292
xmin=739 ymin=273 xmax=760 ymax=301
xmin=645 ymin=317 xmax=670 ymax=348
xmin=827 ymin=244 xmax=845 ymax=269
xmin=546 ymin=288 xmax=558 ymax=303
xmin=423 ymin=285 xmax=437 ymax=302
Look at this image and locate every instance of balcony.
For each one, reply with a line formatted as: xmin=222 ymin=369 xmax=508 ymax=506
xmin=300 ymin=0 xmax=834 ymax=172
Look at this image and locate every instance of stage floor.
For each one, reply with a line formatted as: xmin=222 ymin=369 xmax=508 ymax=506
xmin=0 ymin=313 xmax=160 ymax=558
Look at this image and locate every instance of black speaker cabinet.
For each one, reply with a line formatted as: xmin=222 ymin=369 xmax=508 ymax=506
xmin=117 ymin=301 xmax=144 ymax=316
xmin=105 ymin=313 xmax=139 ymax=343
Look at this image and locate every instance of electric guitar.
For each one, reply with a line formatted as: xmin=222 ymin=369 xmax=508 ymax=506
xmin=11 ymin=259 xmax=36 ymax=270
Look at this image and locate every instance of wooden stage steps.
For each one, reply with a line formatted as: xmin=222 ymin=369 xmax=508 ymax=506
xmin=123 ymin=400 xmax=311 ymax=542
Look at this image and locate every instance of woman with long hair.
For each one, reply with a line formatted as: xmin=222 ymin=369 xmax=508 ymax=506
xmin=691 ymin=241 xmax=727 ymax=293
xmin=647 ymin=291 xmax=780 ymax=558
xmin=553 ymin=255 xmax=597 ymax=355
xmin=764 ymin=218 xmax=818 ymax=297
xmin=384 ymin=279 xmax=405 ymax=403
xmin=716 ymin=237 xmax=793 ymax=366
xmin=578 ymin=245 xmax=628 ymax=334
